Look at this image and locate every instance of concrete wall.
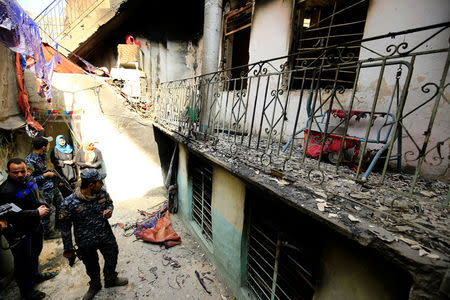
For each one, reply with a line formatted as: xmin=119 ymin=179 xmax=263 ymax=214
xmin=248 ymin=0 xmax=292 ymax=64
xmin=314 ymin=236 xmax=411 ymax=300
xmin=0 ymin=44 xmax=21 ymax=126
xmin=31 ymin=73 xmax=164 ymax=201
xmin=176 ymin=145 xmax=250 ymax=298
xmin=211 ymin=166 xmax=246 ymax=288
xmin=356 ymin=0 xmax=450 ymax=178
xmin=210 ymin=0 xmax=449 ymax=178
xmin=58 ymin=0 xmax=127 ymax=54
xmin=174 ymin=144 xmax=412 ymax=299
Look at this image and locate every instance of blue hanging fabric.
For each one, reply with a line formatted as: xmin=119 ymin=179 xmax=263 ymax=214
xmin=0 ymin=0 xmax=54 ymax=100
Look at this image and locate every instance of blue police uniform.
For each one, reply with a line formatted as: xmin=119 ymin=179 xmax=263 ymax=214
xmin=59 ymin=169 xmax=119 ymax=288
xmin=25 ymin=152 xmax=64 ymax=235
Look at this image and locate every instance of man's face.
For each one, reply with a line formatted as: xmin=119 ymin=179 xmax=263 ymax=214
xmin=91 ymin=180 xmax=104 ymax=193
xmin=7 ymin=162 xmax=27 ymax=183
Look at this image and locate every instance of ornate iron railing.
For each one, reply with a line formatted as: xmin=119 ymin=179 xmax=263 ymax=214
xmin=154 ymin=23 xmax=449 ymax=203
xmin=34 ymin=0 xmax=105 ymax=45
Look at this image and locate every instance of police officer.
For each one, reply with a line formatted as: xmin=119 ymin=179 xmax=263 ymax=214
xmin=59 ymin=168 xmax=128 ymax=300
xmin=0 ymin=158 xmax=57 ymax=299
xmin=25 ymin=136 xmax=63 ymax=239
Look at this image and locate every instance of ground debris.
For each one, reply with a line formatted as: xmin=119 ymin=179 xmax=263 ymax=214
xmin=348 ymin=214 xmax=360 ymax=222
xmin=162 ymin=254 xmax=181 ymax=268
xmin=195 ymin=270 xmax=212 ymax=295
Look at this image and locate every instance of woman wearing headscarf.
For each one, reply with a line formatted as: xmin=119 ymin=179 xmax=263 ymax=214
xmin=51 ymin=135 xmax=77 ymax=197
xmin=74 ymin=141 xmax=105 ymax=172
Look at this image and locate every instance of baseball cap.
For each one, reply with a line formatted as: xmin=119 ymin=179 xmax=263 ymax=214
xmin=80 ymin=168 xmax=106 ymax=181
xmin=32 ymin=136 xmax=50 ymax=149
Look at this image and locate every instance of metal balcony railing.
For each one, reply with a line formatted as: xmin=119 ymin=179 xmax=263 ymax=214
xmin=152 ymin=23 xmax=450 ymax=205
xmin=34 ymin=0 xmax=105 ymax=45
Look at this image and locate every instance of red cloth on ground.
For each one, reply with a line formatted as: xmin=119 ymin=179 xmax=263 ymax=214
xmin=138 ymin=211 xmax=181 ymax=248
xmin=15 ymin=53 xmax=43 ymax=131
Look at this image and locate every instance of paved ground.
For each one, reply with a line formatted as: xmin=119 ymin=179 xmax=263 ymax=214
xmin=0 ymin=192 xmax=234 ymax=300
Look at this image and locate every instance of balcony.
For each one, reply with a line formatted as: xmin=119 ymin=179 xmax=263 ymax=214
xmin=149 ymin=23 xmax=449 ymax=257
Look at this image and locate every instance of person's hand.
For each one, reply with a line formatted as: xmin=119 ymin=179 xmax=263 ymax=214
xmin=63 ymin=249 xmax=75 ymax=259
xmin=64 ymin=160 xmax=74 ymax=165
xmin=37 ymin=205 xmax=49 ymax=217
xmin=86 ymin=163 xmax=94 ymax=168
xmin=43 ymin=171 xmax=55 ymax=178
xmin=103 ymin=209 xmax=112 ymax=219
xmin=0 ymin=220 xmax=7 ymax=231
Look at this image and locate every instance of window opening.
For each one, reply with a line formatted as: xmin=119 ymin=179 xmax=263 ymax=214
xmin=190 ymin=156 xmax=213 ymax=243
xmin=223 ymin=2 xmax=253 ymax=89
xmin=291 ymin=0 xmax=369 ymax=89
xmin=247 ymin=216 xmax=316 ymax=299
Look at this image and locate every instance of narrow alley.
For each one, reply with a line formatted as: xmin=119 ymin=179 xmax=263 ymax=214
xmin=1 ymin=190 xmax=234 ymax=299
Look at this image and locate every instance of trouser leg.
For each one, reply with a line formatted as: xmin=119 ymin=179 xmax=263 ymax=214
xmin=78 ymin=246 xmax=101 ymax=287
xmin=99 ymin=242 xmax=119 ymax=284
xmin=42 ymin=189 xmax=54 ymax=235
xmin=31 ymin=224 xmax=44 ymax=281
xmin=10 ymin=235 xmax=34 ymax=296
xmin=52 ymin=189 xmax=64 ymax=230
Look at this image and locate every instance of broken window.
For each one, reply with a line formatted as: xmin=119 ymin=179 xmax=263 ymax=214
xmin=222 ymin=2 xmax=253 ymax=90
xmin=247 ymin=192 xmax=317 ymax=299
xmin=190 ymin=155 xmax=213 ymax=243
xmin=290 ymin=0 xmax=369 ymax=89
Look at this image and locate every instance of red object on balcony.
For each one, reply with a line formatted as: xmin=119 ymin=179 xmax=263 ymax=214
xmin=304 ymin=129 xmax=361 ymax=162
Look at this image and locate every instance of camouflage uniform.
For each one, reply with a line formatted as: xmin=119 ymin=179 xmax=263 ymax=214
xmin=25 ymin=152 xmax=64 ymax=234
xmin=59 ymin=177 xmax=119 ymax=288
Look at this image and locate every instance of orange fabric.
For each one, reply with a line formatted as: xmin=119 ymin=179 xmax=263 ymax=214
xmin=15 ymin=53 xmax=43 ymax=131
xmin=138 ymin=211 xmax=181 ymax=248
xmin=41 ymin=43 xmax=86 ymax=74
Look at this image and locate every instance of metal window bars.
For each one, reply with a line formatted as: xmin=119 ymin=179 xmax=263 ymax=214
xmin=154 ymin=23 xmax=450 ymax=207
xmin=191 ymin=159 xmax=213 ymax=243
xmin=34 ymin=0 xmax=106 ymax=45
xmin=292 ymin=0 xmax=369 ymax=89
xmin=247 ymin=223 xmax=315 ymax=300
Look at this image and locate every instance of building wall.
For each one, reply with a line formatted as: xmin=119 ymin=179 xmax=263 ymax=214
xmin=174 ymin=144 xmax=412 ymax=299
xmin=314 ymin=236 xmax=411 ymax=300
xmin=0 ymin=44 xmax=21 ymax=125
xmin=211 ymin=166 xmax=246 ymax=286
xmin=37 ymin=73 xmax=164 ymax=201
xmin=210 ymin=0 xmax=449 ymax=179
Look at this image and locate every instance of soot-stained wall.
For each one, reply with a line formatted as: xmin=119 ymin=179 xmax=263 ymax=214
xmin=74 ymin=0 xmax=204 ymax=82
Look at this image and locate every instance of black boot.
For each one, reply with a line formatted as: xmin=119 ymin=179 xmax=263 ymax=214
xmin=104 ymin=276 xmax=128 ymax=288
xmin=82 ymin=285 xmax=101 ymax=300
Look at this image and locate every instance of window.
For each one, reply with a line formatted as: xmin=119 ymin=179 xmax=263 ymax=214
xmin=190 ymin=155 xmax=213 ymax=243
xmin=290 ymin=0 xmax=369 ymax=89
xmin=247 ymin=220 xmax=316 ymax=299
xmin=222 ymin=2 xmax=254 ymax=89
xmin=246 ymin=191 xmax=317 ymax=300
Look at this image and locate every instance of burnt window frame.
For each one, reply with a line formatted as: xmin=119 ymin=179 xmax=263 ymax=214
xmin=221 ymin=1 xmax=254 ymax=90
xmin=288 ymin=0 xmax=370 ymax=90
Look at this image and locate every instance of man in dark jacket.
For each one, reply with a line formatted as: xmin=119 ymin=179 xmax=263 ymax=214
xmin=0 ymin=158 xmax=57 ymax=299
xmin=25 ymin=136 xmax=63 ymax=239
xmin=60 ymin=168 xmax=128 ymax=300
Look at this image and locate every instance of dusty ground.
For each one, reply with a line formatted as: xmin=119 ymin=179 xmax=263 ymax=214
xmin=1 ymin=191 xmax=234 ymax=300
